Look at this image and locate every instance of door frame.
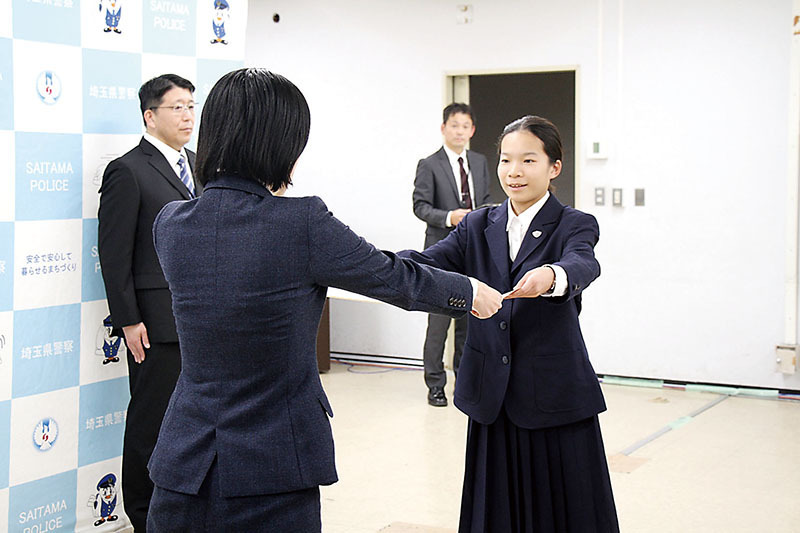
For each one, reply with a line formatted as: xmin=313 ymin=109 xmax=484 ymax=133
xmin=443 ymin=66 xmax=583 ymax=209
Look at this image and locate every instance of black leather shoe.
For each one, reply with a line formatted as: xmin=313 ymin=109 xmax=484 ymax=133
xmin=427 ymin=387 xmax=447 ymax=407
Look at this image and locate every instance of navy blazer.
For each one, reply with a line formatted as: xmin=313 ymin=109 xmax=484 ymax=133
xmin=148 ymin=175 xmax=473 ymax=497
xmin=401 ymin=194 xmax=606 ymax=429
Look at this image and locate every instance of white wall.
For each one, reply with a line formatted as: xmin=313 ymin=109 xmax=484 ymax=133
xmin=245 ymin=0 xmax=800 ymax=389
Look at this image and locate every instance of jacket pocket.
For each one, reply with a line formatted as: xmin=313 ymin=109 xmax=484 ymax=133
xmin=455 ymin=344 xmax=485 ymax=404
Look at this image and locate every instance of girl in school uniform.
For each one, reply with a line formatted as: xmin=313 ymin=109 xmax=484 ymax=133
xmin=402 ymin=115 xmax=619 ymax=532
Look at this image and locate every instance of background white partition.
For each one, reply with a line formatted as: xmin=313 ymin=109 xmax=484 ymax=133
xmin=246 ymin=0 xmax=800 ymax=391
xmin=1 ymin=1 xmax=247 ymax=531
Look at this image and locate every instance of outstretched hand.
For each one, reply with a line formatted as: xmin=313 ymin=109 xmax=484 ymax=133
xmin=471 ymin=281 xmax=503 ymax=319
xmin=503 ymin=266 xmax=555 ymax=299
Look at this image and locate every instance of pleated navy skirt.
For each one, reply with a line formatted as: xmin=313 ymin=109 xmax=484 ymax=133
xmin=459 ymin=410 xmax=619 ymax=533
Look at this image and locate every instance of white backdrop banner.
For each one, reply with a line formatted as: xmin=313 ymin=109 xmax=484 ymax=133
xmin=1 ymin=1 xmax=247 ymax=531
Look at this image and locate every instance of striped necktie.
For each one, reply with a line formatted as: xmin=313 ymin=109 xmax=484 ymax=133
xmin=177 ymin=155 xmax=195 ymax=197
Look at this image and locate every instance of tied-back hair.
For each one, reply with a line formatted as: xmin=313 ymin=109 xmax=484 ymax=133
xmin=196 ymin=68 xmax=311 ymax=192
xmin=497 ymin=115 xmax=563 ymax=193
xmin=138 ymin=74 xmax=195 ymax=125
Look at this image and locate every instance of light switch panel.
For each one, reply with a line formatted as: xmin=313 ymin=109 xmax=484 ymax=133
xmin=612 ymin=188 xmax=623 ymax=207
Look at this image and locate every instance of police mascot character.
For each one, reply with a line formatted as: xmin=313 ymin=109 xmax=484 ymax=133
xmin=211 ymin=0 xmax=230 ymax=44
xmin=88 ymin=473 xmax=120 ymax=526
xmin=95 ymin=315 xmax=122 ymax=365
xmin=99 ymin=0 xmax=122 ymax=34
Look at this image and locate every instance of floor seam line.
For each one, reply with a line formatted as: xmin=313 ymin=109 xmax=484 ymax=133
xmin=619 ymin=394 xmax=729 ymax=456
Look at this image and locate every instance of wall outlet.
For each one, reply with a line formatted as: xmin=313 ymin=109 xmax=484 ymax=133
xmin=776 ymin=345 xmax=797 ymax=374
xmin=595 ymin=187 xmax=605 ymax=206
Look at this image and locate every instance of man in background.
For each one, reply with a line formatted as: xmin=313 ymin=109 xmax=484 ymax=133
xmin=412 ymin=103 xmax=492 ymax=406
xmin=98 ymin=73 xmax=200 ymax=530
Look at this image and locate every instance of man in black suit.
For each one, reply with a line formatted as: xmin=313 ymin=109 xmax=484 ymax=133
xmin=97 ymin=73 xmax=200 ymax=531
xmin=413 ymin=103 xmax=492 ymax=407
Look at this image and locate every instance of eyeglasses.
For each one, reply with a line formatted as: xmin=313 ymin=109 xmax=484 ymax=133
xmin=150 ymin=103 xmax=197 ymax=115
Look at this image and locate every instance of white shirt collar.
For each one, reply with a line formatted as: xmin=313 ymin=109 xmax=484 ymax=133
xmin=506 ymin=192 xmax=550 ymax=232
xmin=442 ymin=144 xmax=468 ymax=170
xmin=143 ymin=132 xmax=188 ymax=170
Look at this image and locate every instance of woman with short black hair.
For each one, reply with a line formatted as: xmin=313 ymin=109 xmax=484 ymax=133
xmin=145 ymin=68 xmax=502 ymax=532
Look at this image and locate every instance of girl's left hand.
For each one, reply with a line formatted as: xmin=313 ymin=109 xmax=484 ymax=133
xmin=503 ymin=266 xmax=555 ymax=299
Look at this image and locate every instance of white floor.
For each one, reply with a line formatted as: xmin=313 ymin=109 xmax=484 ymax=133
xmin=319 ymin=361 xmax=800 ymax=533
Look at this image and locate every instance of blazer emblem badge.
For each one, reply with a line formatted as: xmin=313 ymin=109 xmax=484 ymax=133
xmin=532 ymin=230 xmax=542 ymax=238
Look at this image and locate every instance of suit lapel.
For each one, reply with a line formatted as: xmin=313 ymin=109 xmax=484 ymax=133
xmin=436 ymin=148 xmax=460 ymax=204
xmin=465 ymin=150 xmax=484 ymax=206
xmin=484 ymin=201 xmax=511 ymax=288
xmin=510 ymin=194 xmax=564 ymax=276
xmin=139 ymin=138 xmax=192 ymax=201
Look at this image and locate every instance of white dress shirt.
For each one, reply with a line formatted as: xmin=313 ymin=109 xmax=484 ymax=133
xmin=442 ymin=144 xmax=475 ymax=227
xmin=143 ymin=132 xmax=193 ymax=184
xmin=506 ymin=192 xmax=567 ymax=297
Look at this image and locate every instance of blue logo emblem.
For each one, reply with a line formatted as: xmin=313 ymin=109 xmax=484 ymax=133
xmin=33 ymin=417 xmax=59 ymax=451
xmin=36 ymin=71 xmax=62 ymax=105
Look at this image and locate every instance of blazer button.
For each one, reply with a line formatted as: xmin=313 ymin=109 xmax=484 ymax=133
xmin=499 ymin=321 xmax=507 ymax=330
xmin=501 ymin=355 xmax=509 ymax=365
xmin=449 ymin=298 xmax=454 ymax=305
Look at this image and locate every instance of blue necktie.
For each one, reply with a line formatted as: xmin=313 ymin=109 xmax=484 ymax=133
xmin=177 ymin=155 xmax=195 ymax=197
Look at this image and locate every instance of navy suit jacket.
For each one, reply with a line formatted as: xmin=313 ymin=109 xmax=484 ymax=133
xmin=148 ymin=175 xmax=473 ymax=497
xmin=401 ymin=194 xmax=606 ymax=429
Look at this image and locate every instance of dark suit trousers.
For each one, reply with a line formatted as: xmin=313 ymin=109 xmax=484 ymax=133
xmin=423 ymin=313 xmax=467 ymax=390
xmin=147 ymin=459 xmax=321 ymax=532
xmin=123 ymin=341 xmax=182 ymax=532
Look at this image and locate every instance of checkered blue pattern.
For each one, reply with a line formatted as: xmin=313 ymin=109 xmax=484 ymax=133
xmin=0 ymin=1 xmax=247 ymax=531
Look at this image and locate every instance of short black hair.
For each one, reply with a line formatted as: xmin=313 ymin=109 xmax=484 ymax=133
xmin=138 ymin=74 xmax=195 ymax=125
xmin=443 ymin=103 xmax=475 ymax=125
xmin=195 ymin=68 xmax=310 ymax=192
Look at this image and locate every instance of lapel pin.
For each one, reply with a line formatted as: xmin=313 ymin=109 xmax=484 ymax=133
xmin=532 ymin=230 xmax=542 ymax=238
